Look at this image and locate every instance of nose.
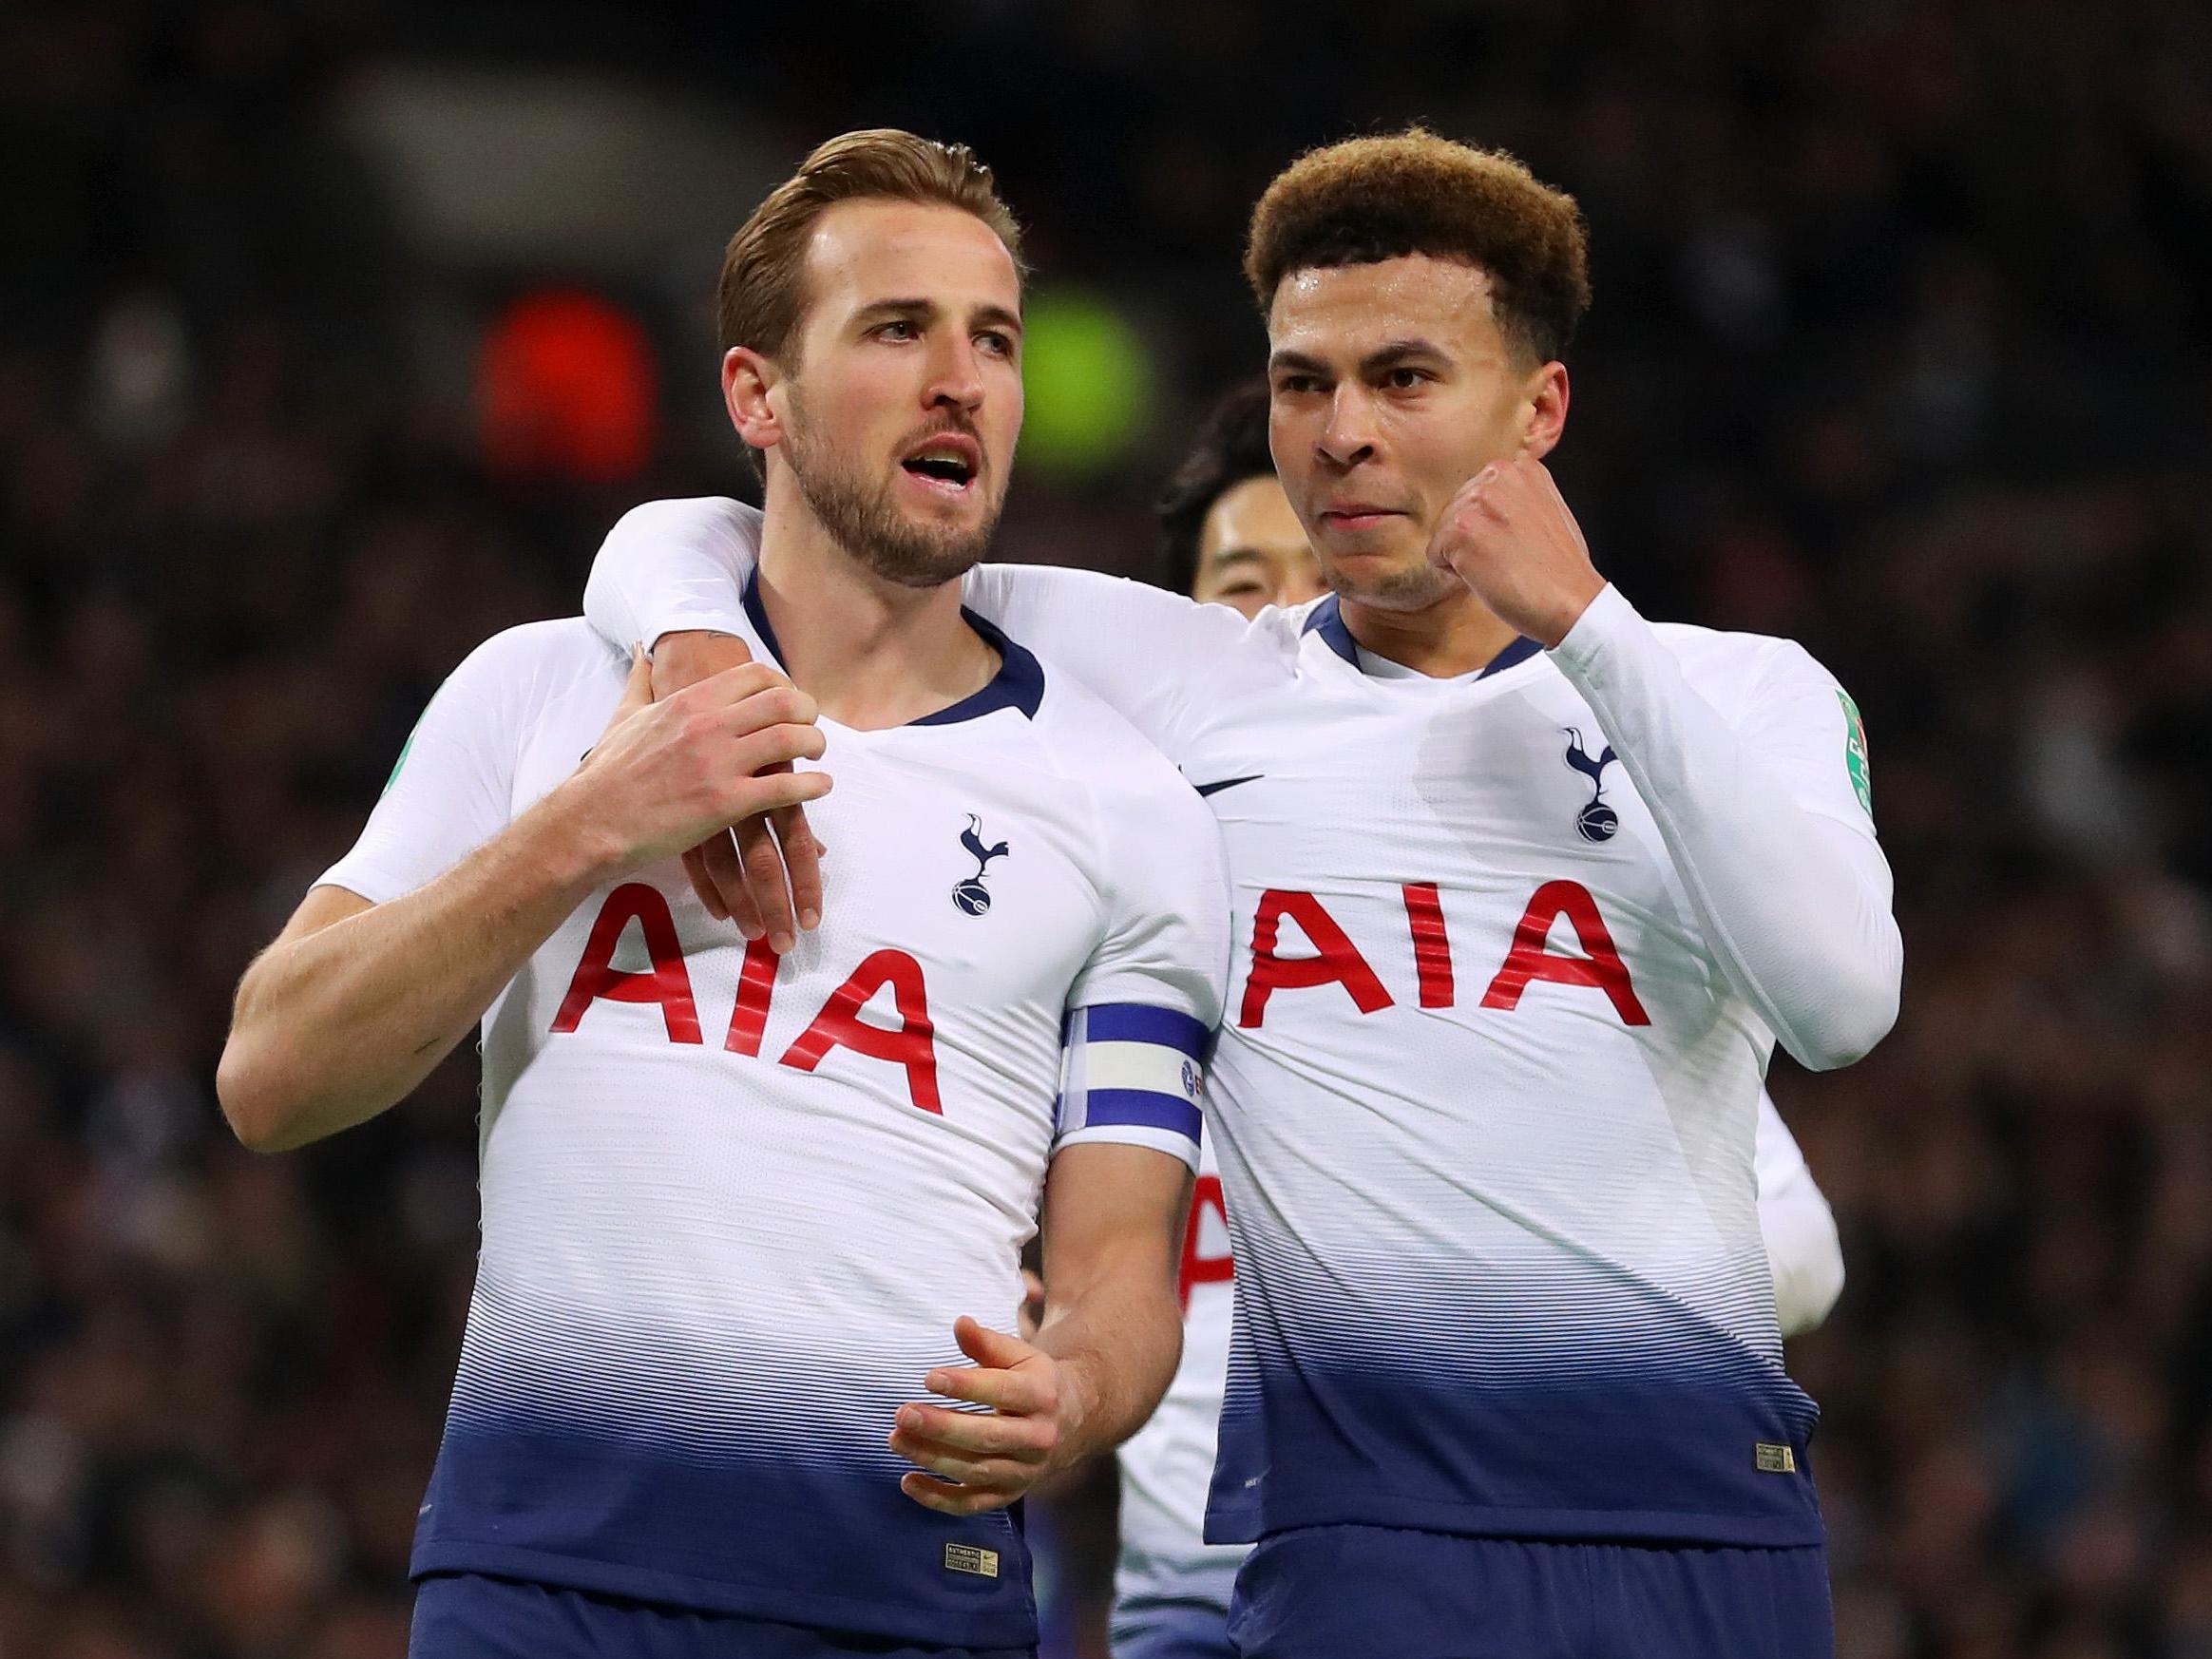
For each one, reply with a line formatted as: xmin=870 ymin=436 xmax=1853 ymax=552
xmin=925 ymin=334 xmax=985 ymax=416
xmin=1315 ymin=385 xmax=1378 ymax=468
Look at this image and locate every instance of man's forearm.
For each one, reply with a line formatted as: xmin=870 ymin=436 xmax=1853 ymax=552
xmin=1034 ymin=1270 xmax=1185 ymax=1466
xmin=219 ymin=798 xmax=611 ymax=1152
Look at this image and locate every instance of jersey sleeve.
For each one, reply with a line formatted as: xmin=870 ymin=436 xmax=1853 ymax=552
xmin=315 ymin=626 xmax=540 ymax=905
xmin=962 ymin=563 xmax=1263 ymax=762
xmin=1054 ymin=765 xmax=1233 ymax=1171
xmin=582 ymin=496 xmax=760 ymax=649
xmin=582 ymin=495 xmax=1270 ymax=765
xmin=1550 ymin=585 xmax=1903 ymax=1072
xmin=1752 ymin=1093 xmax=1844 ymax=1338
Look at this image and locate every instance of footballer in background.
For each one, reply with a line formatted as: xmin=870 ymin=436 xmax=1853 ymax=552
xmin=1105 ymin=378 xmax=1847 ymax=1659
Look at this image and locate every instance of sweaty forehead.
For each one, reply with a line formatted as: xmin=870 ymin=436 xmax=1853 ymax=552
xmin=800 ymin=200 xmax=1021 ymax=315
xmin=1267 ymin=254 xmax=1503 ymax=360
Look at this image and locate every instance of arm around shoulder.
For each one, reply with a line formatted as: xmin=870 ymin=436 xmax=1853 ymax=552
xmin=583 ymin=496 xmax=762 ymax=654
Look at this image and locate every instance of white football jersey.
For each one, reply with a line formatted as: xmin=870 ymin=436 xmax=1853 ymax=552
xmin=585 ymin=499 xmax=1900 ymax=1553
xmin=1111 ymin=1093 xmax=1843 ymax=1621
xmin=317 ymin=609 xmax=1229 ymax=1648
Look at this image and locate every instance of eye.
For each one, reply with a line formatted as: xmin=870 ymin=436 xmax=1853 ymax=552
xmin=1383 ymin=366 xmax=1430 ymax=390
xmin=1273 ymin=373 xmax=1323 ymax=397
xmin=976 ymin=330 xmax=1015 ymax=359
xmin=873 ymin=319 xmax=920 ymax=342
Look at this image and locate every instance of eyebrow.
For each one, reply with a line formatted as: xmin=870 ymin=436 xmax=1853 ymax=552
xmin=856 ymin=297 xmax=937 ymax=324
xmin=1268 ymin=338 xmax=1449 ymax=377
xmin=1362 ymin=338 xmax=1446 ymax=372
xmin=1206 ymin=546 xmax=1269 ymax=572
xmin=855 ymin=297 xmax=1023 ymax=338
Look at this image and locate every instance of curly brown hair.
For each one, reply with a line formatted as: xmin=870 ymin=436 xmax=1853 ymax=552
xmin=1244 ymin=128 xmax=1591 ymax=364
xmin=717 ymin=129 xmax=1024 ymax=366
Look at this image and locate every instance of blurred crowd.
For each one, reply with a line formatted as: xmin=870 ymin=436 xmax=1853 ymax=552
xmin=3 ymin=3 xmax=2210 ymax=1656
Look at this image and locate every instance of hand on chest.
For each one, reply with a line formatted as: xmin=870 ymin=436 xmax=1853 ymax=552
xmin=530 ymin=764 xmax=1103 ymax=1113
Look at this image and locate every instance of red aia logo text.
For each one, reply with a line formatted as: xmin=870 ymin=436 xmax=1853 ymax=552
xmin=1180 ymin=1173 xmax=1233 ymax=1309
xmin=552 ymin=884 xmax=942 ymax=1112
xmin=1240 ymin=880 xmax=1649 ymax=1028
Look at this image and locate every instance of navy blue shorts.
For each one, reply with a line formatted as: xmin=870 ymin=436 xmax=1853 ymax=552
xmin=1111 ymin=1598 xmax=1238 ymax=1659
xmin=1226 ymin=1529 xmax=1832 ymax=1659
xmin=409 ymin=1572 xmax=1037 ymax=1659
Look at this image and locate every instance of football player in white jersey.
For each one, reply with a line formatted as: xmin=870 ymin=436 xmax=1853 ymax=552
xmin=1108 ymin=380 xmax=1844 ymax=1659
xmin=218 ymin=131 xmax=1232 ymax=1659
xmin=583 ymin=129 xmax=1900 ymax=1658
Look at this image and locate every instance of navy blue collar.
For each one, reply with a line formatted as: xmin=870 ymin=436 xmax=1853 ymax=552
xmin=741 ymin=570 xmax=1044 ymax=727
xmin=1301 ymin=593 xmax=1542 ymax=679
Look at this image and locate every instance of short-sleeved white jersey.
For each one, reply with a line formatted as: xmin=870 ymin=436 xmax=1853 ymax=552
xmin=585 ymin=500 xmax=1900 ymax=1552
xmin=318 ymin=610 xmax=1229 ymax=1648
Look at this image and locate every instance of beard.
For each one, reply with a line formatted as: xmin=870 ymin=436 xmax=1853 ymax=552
xmin=780 ymin=397 xmax=1004 ymax=590
xmin=1322 ymin=543 xmax=1461 ymax=612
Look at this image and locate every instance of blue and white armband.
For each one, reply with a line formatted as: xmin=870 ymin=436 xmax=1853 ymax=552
xmin=1055 ymin=1004 xmax=1211 ymax=1169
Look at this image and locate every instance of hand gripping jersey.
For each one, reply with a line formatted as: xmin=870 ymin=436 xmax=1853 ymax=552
xmin=317 ymin=611 xmax=1230 ymax=1648
xmin=585 ymin=500 xmax=1901 ymax=1553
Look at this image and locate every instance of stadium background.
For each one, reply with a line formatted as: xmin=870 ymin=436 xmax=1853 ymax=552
xmin=5 ymin=2 xmax=2211 ymax=1655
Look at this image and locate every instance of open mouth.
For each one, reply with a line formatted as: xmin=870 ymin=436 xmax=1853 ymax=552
xmin=900 ymin=437 xmax=980 ymax=495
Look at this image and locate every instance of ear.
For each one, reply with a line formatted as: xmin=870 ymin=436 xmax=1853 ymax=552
xmin=1518 ymin=360 xmax=1571 ymax=462
xmin=723 ymin=347 xmax=784 ymax=452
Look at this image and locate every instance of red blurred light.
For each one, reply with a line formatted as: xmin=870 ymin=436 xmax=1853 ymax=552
xmin=479 ymin=291 xmax=657 ymax=482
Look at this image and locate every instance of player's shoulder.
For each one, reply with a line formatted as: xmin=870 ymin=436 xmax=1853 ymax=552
xmin=453 ymin=616 xmax=620 ymax=684
xmin=1021 ymin=661 xmax=1216 ymax=833
xmin=1645 ymin=620 xmax=1840 ymax=698
xmin=460 ymin=614 xmax=608 ymax=666
xmin=438 ymin=617 xmax=625 ymax=729
xmin=1027 ymin=661 xmax=1192 ymax=788
xmin=971 ymin=563 xmax=1304 ymax=666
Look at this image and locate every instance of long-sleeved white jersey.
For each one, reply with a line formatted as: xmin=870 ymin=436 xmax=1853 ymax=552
xmin=1113 ymin=1095 xmax=1843 ymax=1619
xmin=585 ymin=498 xmax=1901 ymax=1551
xmin=316 ymin=613 xmax=1230 ymax=1648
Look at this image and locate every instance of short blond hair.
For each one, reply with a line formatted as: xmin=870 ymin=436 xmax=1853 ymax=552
xmin=1245 ymin=128 xmax=1592 ymax=362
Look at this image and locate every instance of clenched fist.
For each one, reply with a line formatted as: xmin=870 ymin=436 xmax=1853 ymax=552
xmin=650 ymin=631 xmax=827 ymax=954
xmin=1425 ymin=456 xmax=1609 ymax=648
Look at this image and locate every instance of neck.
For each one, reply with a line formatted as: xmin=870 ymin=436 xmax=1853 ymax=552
xmin=755 ymin=483 xmax=997 ymax=730
xmin=1340 ymin=583 xmax=1522 ymax=677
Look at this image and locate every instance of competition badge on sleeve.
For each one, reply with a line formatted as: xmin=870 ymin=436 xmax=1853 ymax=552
xmin=1838 ymin=690 xmax=1873 ymax=815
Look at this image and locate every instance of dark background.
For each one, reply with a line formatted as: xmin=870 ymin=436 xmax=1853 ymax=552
xmin=5 ymin=3 xmax=2211 ymax=1655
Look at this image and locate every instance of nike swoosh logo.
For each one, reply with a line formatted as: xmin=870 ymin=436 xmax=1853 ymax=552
xmin=1193 ymin=774 xmax=1264 ymax=798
